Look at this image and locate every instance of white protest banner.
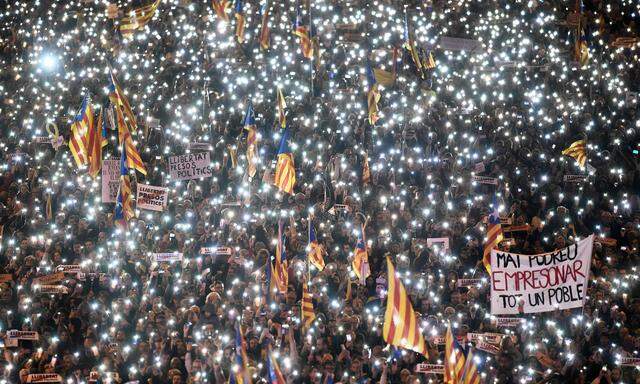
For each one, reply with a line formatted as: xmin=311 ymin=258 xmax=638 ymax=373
xmin=101 ymin=159 xmax=120 ymax=203
xmin=426 ymin=237 xmax=450 ymax=252
xmin=494 ymin=317 xmax=524 ymax=328
xmin=620 ymin=357 xmax=640 ymax=366
xmin=6 ymin=330 xmax=39 ymax=340
xmin=168 ymin=152 xmax=213 ymax=180
xmin=472 ymin=175 xmax=499 ymax=185
xmin=153 ymin=252 xmax=183 ymax=262
xmin=26 ymin=374 xmax=63 ymax=383
xmin=415 ymin=364 xmax=444 ymax=374
xmin=136 ymin=185 xmax=168 ymax=212
xmin=490 ymin=235 xmax=593 ymax=315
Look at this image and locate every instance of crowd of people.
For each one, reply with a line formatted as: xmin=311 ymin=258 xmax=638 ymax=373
xmin=1 ymin=0 xmax=640 ymax=383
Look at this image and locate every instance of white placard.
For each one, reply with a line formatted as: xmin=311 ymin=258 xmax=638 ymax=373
xmin=490 ymin=235 xmax=593 ymax=315
xmin=168 ymin=152 xmax=213 ymax=180
xmin=136 ymin=185 xmax=168 ymax=212
xmin=101 ymin=159 xmax=120 ymax=203
xmin=472 ymin=175 xmax=498 ymax=185
xmin=26 ymin=374 xmax=63 ymax=383
xmin=415 ymin=364 xmax=444 ymax=374
xmin=6 ymin=330 xmax=39 ymax=340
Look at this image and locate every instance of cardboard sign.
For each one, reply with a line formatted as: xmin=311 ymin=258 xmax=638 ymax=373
xmin=101 ymin=159 xmax=120 ymax=203
xmin=6 ymin=330 xmax=39 ymax=340
xmin=136 ymin=184 xmax=168 ymax=212
xmin=26 ymin=374 xmax=63 ymax=383
xmin=34 ymin=272 xmax=65 ymax=285
xmin=426 ymin=237 xmax=450 ymax=252
xmin=415 ymin=364 xmax=444 ymax=374
xmin=490 ymin=235 xmax=593 ymax=315
xmin=168 ymin=152 xmax=213 ymax=180
xmin=456 ymin=278 xmax=482 ymax=288
xmin=472 ymin=175 xmax=498 ymax=185
xmin=0 ymin=274 xmax=12 ymax=283
xmin=153 ymin=252 xmax=183 ymax=262
xmin=564 ymin=174 xmax=588 ymax=183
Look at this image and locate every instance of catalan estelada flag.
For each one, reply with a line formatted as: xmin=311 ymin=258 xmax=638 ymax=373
xmin=362 ymin=152 xmax=371 ymax=185
xmin=423 ymin=50 xmax=436 ymax=70
xmin=301 ymin=281 xmax=316 ymax=330
xmin=114 ymin=143 xmax=134 ymax=228
xmin=109 ymin=72 xmax=147 ymax=175
xmin=483 ymin=197 xmax=503 ymax=274
xmin=259 ymin=3 xmax=271 ymax=50
xmin=444 ymin=323 xmax=466 ymax=384
xmin=86 ymin=105 xmax=104 ymax=177
xmin=273 ymin=221 xmax=288 ymax=294
xmin=243 ymin=103 xmax=258 ymax=178
xmin=266 ymin=346 xmax=286 ymax=384
xmin=212 ymin=0 xmax=230 ymax=22
xmin=276 ymin=88 xmax=286 ymax=129
xmin=352 ymin=226 xmax=370 ymax=284
xmin=69 ymin=95 xmax=93 ymax=168
xmin=403 ymin=13 xmax=424 ymax=78
xmin=273 ymin=127 xmax=295 ymax=195
xmin=383 ymin=257 xmax=428 ymax=357
xmin=366 ymin=62 xmax=381 ymax=125
xmin=234 ymin=0 xmax=245 ymax=43
xmin=462 ymin=347 xmax=480 ymax=384
xmin=307 ymin=224 xmax=325 ymax=271
xmin=293 ymin=6 xmax=313 ymax=59
xmin=119 ymin=0 xmax=161 ymax=38
xmin=229 ymin=322 xmax=250 ymax=384
xmin=562 ymin=139 xmax=587 ymax=167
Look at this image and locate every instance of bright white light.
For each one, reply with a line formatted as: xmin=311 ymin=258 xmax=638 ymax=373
xmin=40 ymin=53 xmax=58 ymax=71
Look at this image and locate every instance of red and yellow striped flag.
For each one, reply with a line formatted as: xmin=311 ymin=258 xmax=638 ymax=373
xmin=307 ymin=225 xmax=325 ymax=271
xmin=243 ymin=103 xmax=258 ymax=178
xmin=276 ymin=88 xmax=286 ymax=129
xmin=259 ymin=3 xmax=271 ymax=50
xmin=119 ymin=0 xmax=161 ymax=38
xmin=301 ymin=281 xmax=316 ymax=330
xmin=273 ymin=128 xmax=295 ymax=195
xmin=212 ymin=0 xmax=230 ymax=22
xmin=293 ymin=7 xmax=313 ymax=59
xmin=352 ymin=227 xmax=370 ymax=284
xmin=562 ymin=139 xmax=587 ymax=167
xmin=86 ymin=106 xmax=104 ymax=178
xmin=69 ymin=96 xmax=93 ymax=168
xmin=383 ymin=257 xmax=428 ymax=357
xmin=109 ymin=72 xmax=146 ymax=175
xmin=483 ymin=199 xmax=503 ymax=274
xmin=274 ymin=221 xmax=288 ymax=294
xmin=444 ymin=324 xmax=466 ymax=384
xmin=462 ymin=347 xmax=480 ymax=384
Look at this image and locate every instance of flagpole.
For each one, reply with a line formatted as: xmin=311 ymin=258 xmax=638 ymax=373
xmin=308 ymin=0 xmax=314 ymax=97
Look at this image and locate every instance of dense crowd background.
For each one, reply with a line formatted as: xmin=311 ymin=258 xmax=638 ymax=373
xmin=1 ymin=0 xmax=640 ymax=383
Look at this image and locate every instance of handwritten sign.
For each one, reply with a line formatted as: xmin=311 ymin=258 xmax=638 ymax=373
xmin=168 ymin=152 xmax=213 ymax=180
xmin=136 ymin=184 xmax=168 ymax=212
xmin=101 ymin=159 xmax=120 ymax=203
xmin=490 ymin=235 xmax=593 ymax=315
